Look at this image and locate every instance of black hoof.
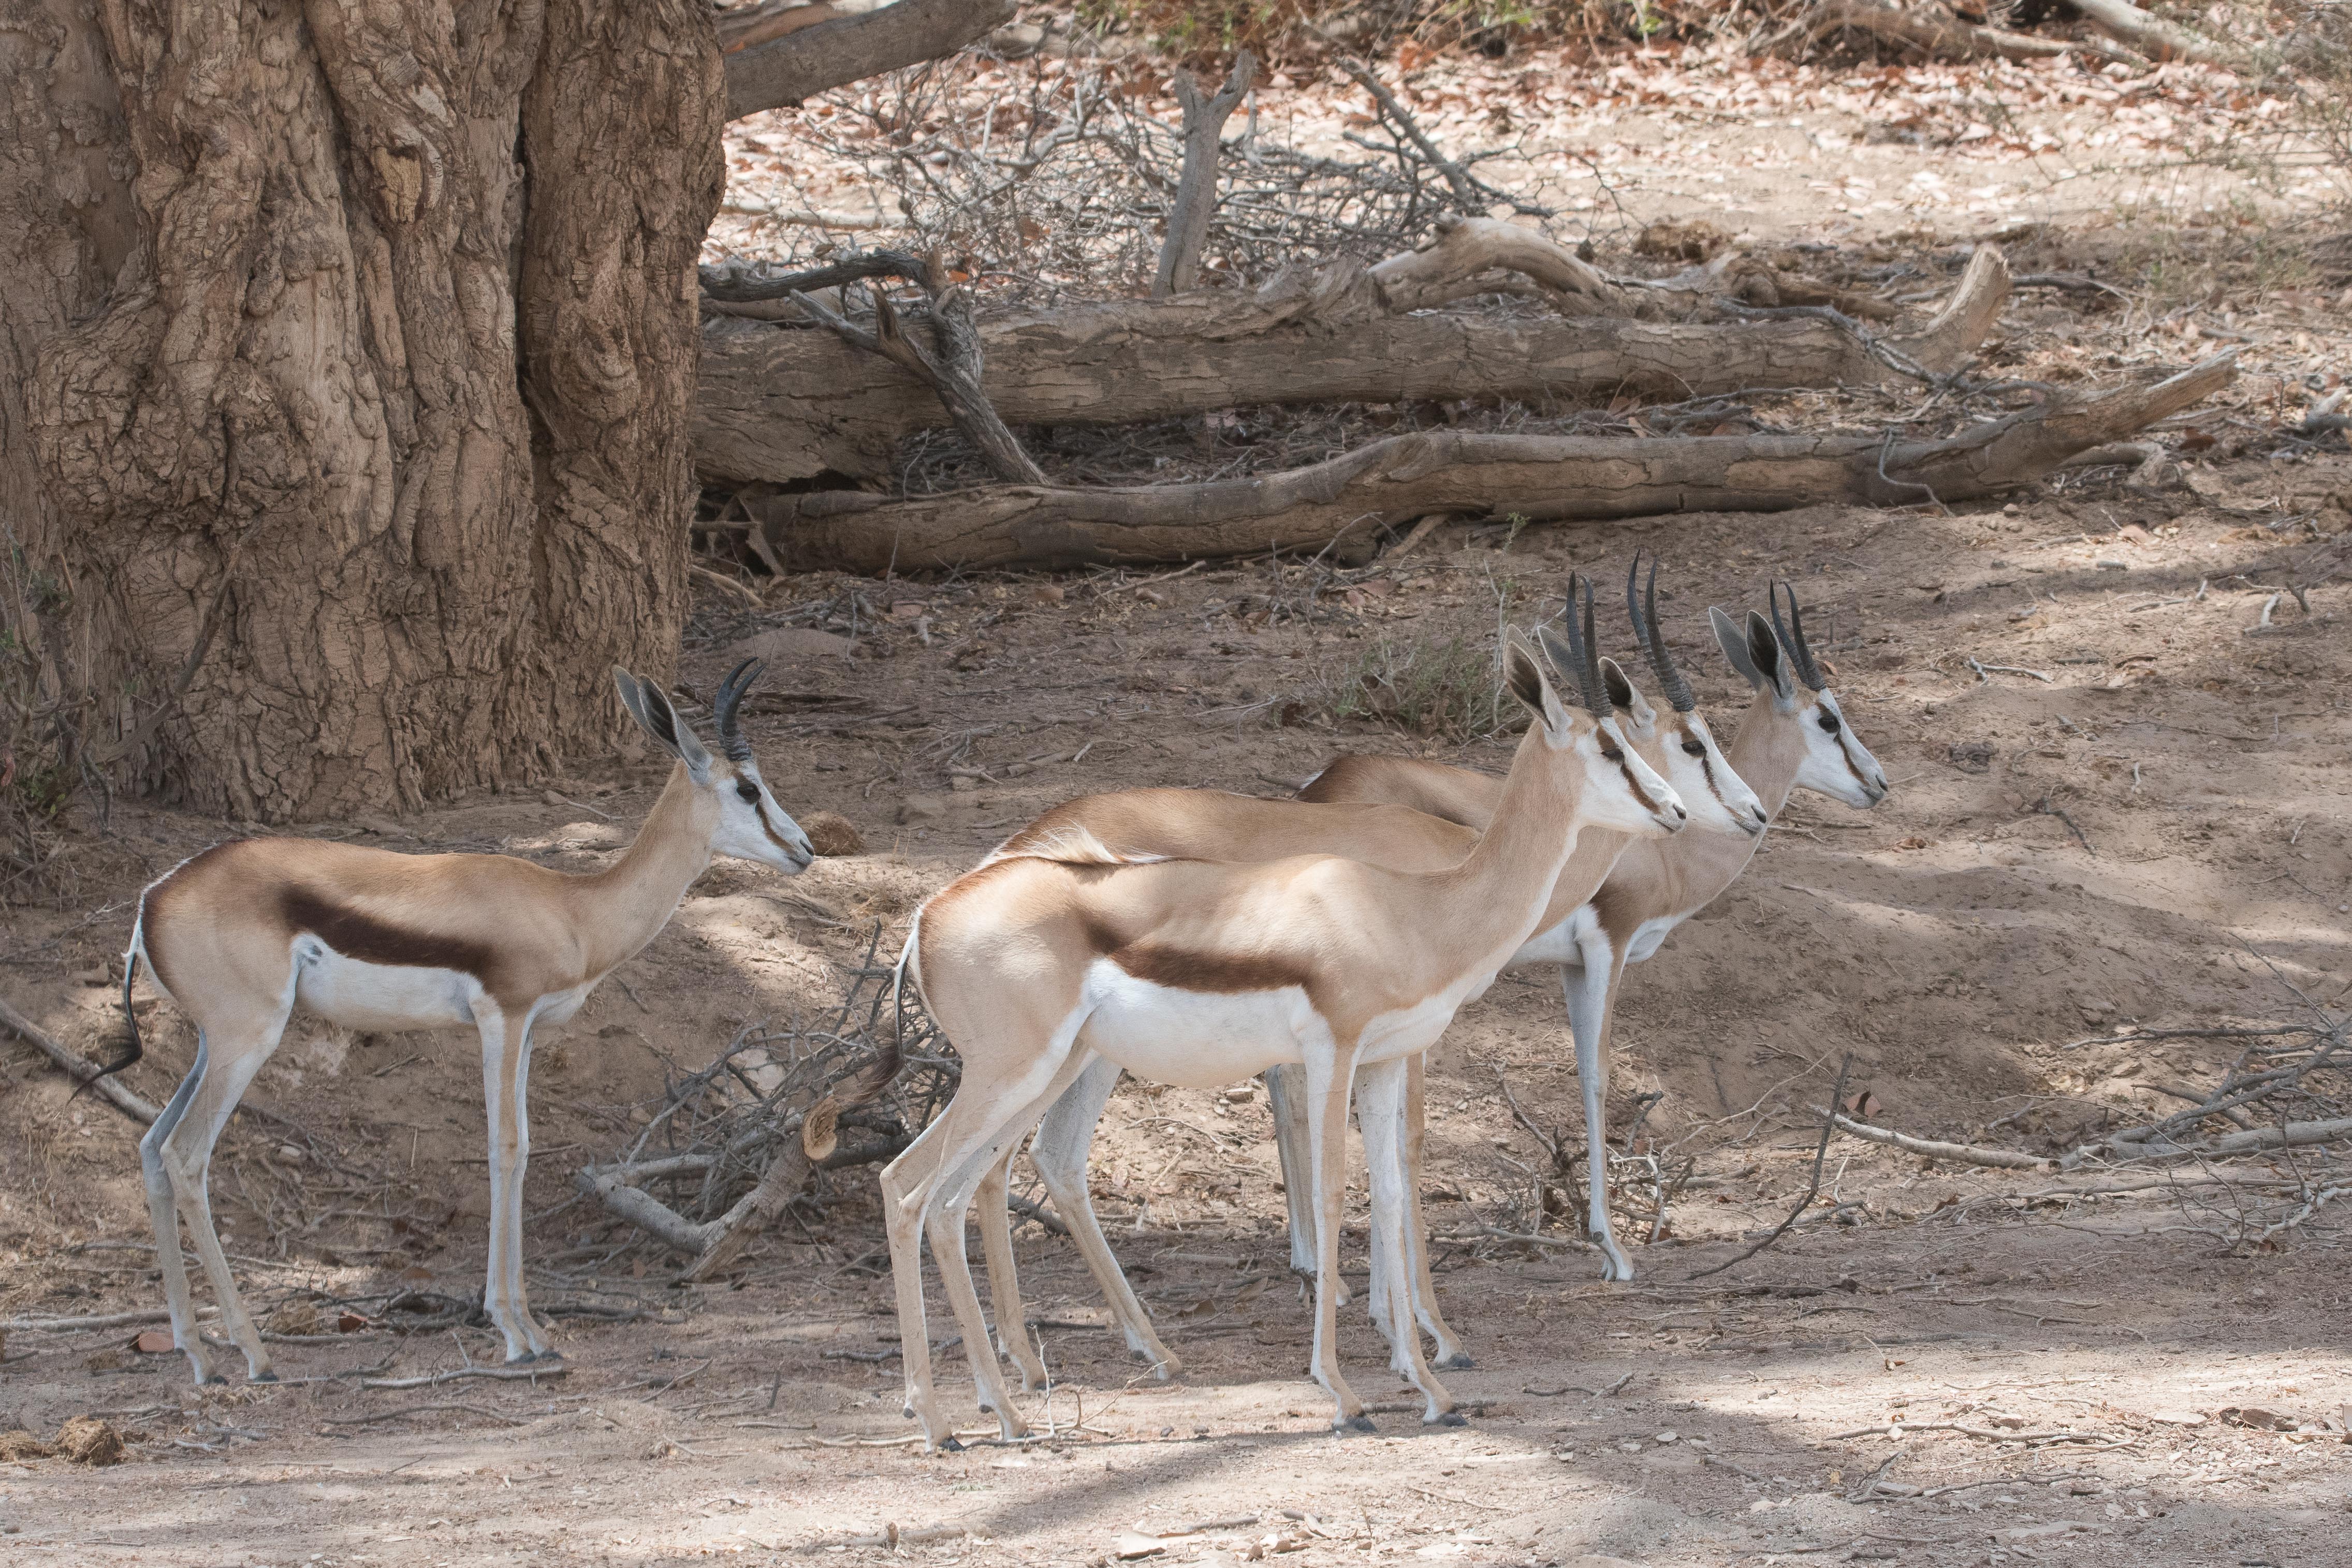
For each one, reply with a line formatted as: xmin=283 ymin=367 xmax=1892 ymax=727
xmin=939 ymin=1437 xmax=966 ymax=1453
xmin=250 ymin=1370 xmax=280 ymax=1384
xmin=203 ymin=1375 xmax=228 ymax=1387
xmin=903 ymin=1403 xmax=916 ymax=1420
xmin=1439 ymin=1353 xmax=1476 ymax=1371
xmin=1433 ymin=1410 xmax=1468 ymax=1428
xmin=1341 ymin=1414 xmax=1377 ymax=1434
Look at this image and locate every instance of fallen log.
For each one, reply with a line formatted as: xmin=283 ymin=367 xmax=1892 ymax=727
xmin=748 ymin=351 xmax=2233 ymax=573
xmin=2068 ymin=0 xmax=2256 ymax=70
xmin=695 ymin=247 xmax=2010 ymax=486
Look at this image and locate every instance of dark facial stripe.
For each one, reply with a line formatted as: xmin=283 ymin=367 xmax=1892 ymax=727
xmin=282 ymin=887 xmax=494 ymax=979
xmin=1616 ymin=756 xmax=1659 ymax=815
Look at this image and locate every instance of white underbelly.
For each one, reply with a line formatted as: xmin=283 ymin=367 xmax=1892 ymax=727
xmin=294 ymin=944 xmax=481 ymax=1031
xmin=1076 ymin=961 xmax=1315 ymax=1088
xmin=1074 ymin=961 xmax=1471 ymax=1089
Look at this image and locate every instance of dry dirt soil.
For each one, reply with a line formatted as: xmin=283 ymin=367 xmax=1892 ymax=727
xmin=7 ymin=42 xmax=2352 ymax=1568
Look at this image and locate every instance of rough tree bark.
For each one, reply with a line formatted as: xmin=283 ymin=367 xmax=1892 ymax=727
xmin=749 ymin=353 xmax=2235 ymax=573
xmin=695 ymin=245 xmax=2011 ymax=487
xmin=2 ymin=0 xmax=722 ymax=821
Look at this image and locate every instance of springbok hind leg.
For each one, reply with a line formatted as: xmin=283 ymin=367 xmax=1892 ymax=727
xmin=1396 ymin=1054 xmax=1473 ymax=1368
xmin=1265 ymin=1062 xmax=1349 ymax=1307
xmin=925 ymin=1049 xmax=1100 ymax=1441
xmin=140 ymin=1035 xmax=215 ymax=1385
xmin=971 ymin=1147 xmax=1047 ymax=1391
xmin=1028 ymin=1054 xmax=1180 ymax=1379
xmin=1301 ymin=1044 xmax=1370 ymax=1433
xmin=157 ymin=1021 xmax=285 ymax=1383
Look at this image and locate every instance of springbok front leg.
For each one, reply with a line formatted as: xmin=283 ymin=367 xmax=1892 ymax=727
xmin=1302 ymin=1042 xmax=1372 ymax=1433
xmin=1559 ymin=949 xmax=1635 ymax=1282
xmin=1355 ymin=1057 xmax=1458 ymax=1425
xmin=477 ymin=1003 xmax=553 ymax=1362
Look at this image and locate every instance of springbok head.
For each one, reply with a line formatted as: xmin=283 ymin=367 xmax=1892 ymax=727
xmin=1708 ymin=583 xmax=1889 ymax=810
xmin=612 ymin=660 xmax=815 ymax=872
xmin=1507 ymin=574 xmax=1687 ymax=840
xmin=1598 ymin=554 xmax=1769 ymax=838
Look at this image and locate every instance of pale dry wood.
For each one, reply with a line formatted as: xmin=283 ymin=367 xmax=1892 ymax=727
xmin=1155 ymin=51 xmax=1258 ymax=298
xmin=716 ymin=0 xmax=850 ymax=56
xmin=695 ymin=244 xmax=2011 ymax=486
xmin=723 ymin=0 xmax=1015 ymax=122
xmin=0 ymin=991 xmax=162 ymax=1125
xmin=2068 ymin=0 xmax=2255 ymax=69
xmin=752 ymin=352 xmax=2236 ymax=572
xmin=1825 ymin=1110 xmax=2052 ymax=1171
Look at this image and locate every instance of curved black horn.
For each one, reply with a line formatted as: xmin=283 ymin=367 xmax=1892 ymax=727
xmin=1769 ymin=582 xmax=1828 ymax=692
xmin=1627 ymin=553 xmax=1696 ymax=713
xmin=713 ymin=657 xmax=765 ymax=764
xmin=1553 ymin=573 xmax=1606 ymax=714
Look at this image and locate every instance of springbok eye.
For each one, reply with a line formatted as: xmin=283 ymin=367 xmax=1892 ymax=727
xmin=735 ymin=780 xmax=761 ymax=803
xmin=1818 ymin=712 xmax=1842 ymax=735
xmin=1681 ymin=740 xmax=1706 ymax=757
xmin=1599 ymin=744 xmax=1624 ymax=763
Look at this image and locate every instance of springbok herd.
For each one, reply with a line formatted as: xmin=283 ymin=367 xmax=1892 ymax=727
xmin=106 ymin=558 xmax=1886 ymax=1449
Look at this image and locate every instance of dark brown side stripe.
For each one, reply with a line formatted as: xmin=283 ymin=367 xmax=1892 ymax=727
xmin=1080 ymin=913 xmax=1311 ymax=995
xmin=282 ymin=887 xmax=494 ymax=979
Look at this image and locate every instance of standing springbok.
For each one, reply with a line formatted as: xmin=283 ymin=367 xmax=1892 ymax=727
xmin=1295 ymin=575 xmax=1888 ymax=1285
xmin=887 ymin=604 xmax=1687 ymax=1447
xmin=109 ymin=661 xmax=813 ymax=1385
xmin=958 ymin=561 xmax=1766 ymax=1387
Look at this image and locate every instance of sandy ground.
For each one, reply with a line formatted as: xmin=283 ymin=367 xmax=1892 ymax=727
xmin=6 ymin=26 xmax=2352 ymax=1568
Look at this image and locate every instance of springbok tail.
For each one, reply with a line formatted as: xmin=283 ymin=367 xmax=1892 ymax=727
xmin=79 ymin=906 xmax=148 ymax=1098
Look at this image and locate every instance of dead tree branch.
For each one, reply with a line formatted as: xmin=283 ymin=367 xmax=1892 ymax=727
xmin=1780 ymin=0 xmax=2149 ymax=66
xmin=1689 ymin=1054 xmax=1854 ymax=1279
xmin=791 ymin=255 xmax=1045 ymax=484
xmin=1822 ymin=1110 xmax=2051 ymax=1170
xmin=723 ymin=0 xmax=1015 ymax=123
xmin=1340 ymin=57 xmax=1487 ymax=213
xmin=0 ymin=991 xmax=161 ymax=1125
xmin=750 ymin=351 xmax=2235 ymax=571
xmin=1155 ymin=50 xmax=1257 ymax=298
xmin=2067 ymin=0 xmax=2256 ymax=70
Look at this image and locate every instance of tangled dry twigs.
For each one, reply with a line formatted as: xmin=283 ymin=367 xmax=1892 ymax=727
xmin=576 ymin=930 xmax=951 ymax=1278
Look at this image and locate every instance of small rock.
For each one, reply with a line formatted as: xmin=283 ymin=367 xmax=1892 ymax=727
xmin=1029 ymin=583 xmax=1066 ymax=605
xmin=2094 ymin=559 xmax=2129 ymax=571
xmin=54 ymin=1416 xmax=125 ymax=1467
xmin=990 ymin=19 xmax=1046 ymax=56
xmin=1655 ymin=1429 xmax=1678 ymax=1443
xmin=897 ymin=794 xmax=947 ymax=824
xmin=800 ymin=810 xmax=864 ymax=857
xmin=133 ymin=1329 xmax=174 ymax=1355
xmin=724 ymin=627 xmax=856 ymax=666
xmin=1114 ymin=1534 xmax=1167 ymax=1561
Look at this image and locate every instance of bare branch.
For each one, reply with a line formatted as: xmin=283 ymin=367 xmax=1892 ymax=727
xmin=723 ymin=0 xmax=1016 ymax=123
xmin=1154 ymin=50 xmax=1257 ymax=299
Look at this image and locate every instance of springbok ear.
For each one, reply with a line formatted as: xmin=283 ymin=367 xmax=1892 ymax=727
xmin=618 ymin=670 xmax=712 ymax=777
xmin=1502 ymin=628 xmax=1555 ymax=723
xmin=1598 ymin=656 xmax=1643 ymax=718
xmin=1745 ymin=609 xmax=1794 ymax=699
xmin=1710 ymin=608 xmax=1764 ymax=687
xmin=613 ymin=667 xmax=659 ymax=742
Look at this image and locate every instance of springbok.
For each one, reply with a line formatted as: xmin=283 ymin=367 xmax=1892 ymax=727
xmin=885 ymin=602 xmax=1687 ymax=1447
xmin=109 ymin=661 xmax=812 ymax=1385
xmin=1295 ymin=575 xmax=1888 ymax=1286
xmin=960 ymin=560 xmax=1767 ymax=1386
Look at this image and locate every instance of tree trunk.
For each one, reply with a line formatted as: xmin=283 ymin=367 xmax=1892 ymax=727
xmin=2 ymin=0 xmax=723 ymax=822
xmin=750 ymin=353 xmax=2234 ymax=573
xmin=695 ymin=247 xmax=2011 ymax=487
